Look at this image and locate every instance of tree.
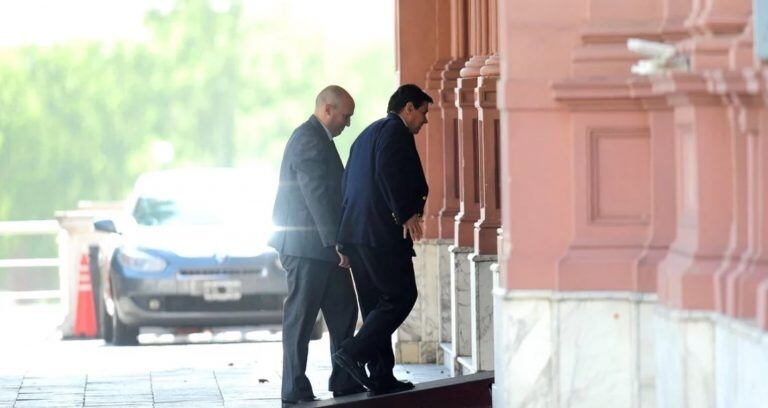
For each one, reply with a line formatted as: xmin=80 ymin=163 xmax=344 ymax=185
xmin=0 ymin=0 xmax=394 ymax=267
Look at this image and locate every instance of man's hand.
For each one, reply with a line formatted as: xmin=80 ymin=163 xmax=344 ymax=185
xmin=336 ymin=247 xmax=351 ymax=269
xmin=402 ymin=214 xmax=423 ymax=241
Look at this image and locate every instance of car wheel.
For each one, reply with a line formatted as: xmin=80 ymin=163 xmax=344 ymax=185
xmin=112 ymin=308 xmax=139 ymax=346
xmin=101 ymin=307 xmax=114 ymax=343
xmin=310 ymin=316 xmax=325 ymax=341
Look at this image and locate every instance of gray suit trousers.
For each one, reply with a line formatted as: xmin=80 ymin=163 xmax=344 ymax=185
xmin=280 ymin=254 xmax=359 ymax=400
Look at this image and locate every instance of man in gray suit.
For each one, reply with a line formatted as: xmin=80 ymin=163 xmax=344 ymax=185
xmin=269 ymin=85 xmax=363 ymax=404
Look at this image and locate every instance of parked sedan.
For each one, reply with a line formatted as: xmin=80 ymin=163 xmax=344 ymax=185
xmin=94 ymin=168 xmax=323 ymax=345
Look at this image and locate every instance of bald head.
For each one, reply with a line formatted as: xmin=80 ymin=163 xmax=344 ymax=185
xmin=314 ymin=85 xmax=355 ymax=137
xmin=315 ymin=85 xmax=350 ymax=109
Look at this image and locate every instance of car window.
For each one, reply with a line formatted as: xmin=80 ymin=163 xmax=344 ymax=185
xmin=133 ymin=197 xmax=183 ymax=226
xmin=130 ymin=170 xmax=274 ymax=227
xmin=132 ymin=192 xmax=262 ymax=226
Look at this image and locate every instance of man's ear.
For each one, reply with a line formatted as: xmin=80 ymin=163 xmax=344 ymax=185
xmin=404 ymin=101 xmax=415 ymax=114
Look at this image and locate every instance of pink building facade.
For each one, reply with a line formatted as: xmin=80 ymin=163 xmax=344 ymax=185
xmin=395 ymin=0 xmax=768 ymax=406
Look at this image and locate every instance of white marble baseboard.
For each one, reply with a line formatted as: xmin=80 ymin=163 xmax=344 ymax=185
xmin=493 ymin=289 xmax=768 ymax=408
xmin=654 ymin=306 xmax=768 ymax=408
xmin=653 ymin=306 xmax=714 ymax=408
xmin=493 ymin=289 xmax=656 ymax=408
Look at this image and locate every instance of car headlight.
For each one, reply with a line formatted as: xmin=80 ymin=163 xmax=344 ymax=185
xmin=118 ymin=247 xmax=167 ymax=273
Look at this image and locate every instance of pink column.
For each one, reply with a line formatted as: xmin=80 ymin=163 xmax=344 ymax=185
xmin=436 ymin=62 xmax=464 ymax=240
xmin=422 ymin=2 xmax=454 ymax=240
xmin=424 ymin=62 xmax=448 ymax=239
xmin=715 ymin=96 xmax=750 ymax=313
xmin=395 ymin=0 xmax=441 ymax=86
xmin=757 ymin=82 xmax=768 ymax=329
xmin=716 ymin=27 xmax=768 ymax=322
xmin=554 ymin=0 xmax=670 ymax=292
xmin=634 ymin=88 xmax=677 ymax=293
xmin=552 ymin=76 xmax=677 ymax=295
xmin=497 ymin=0 xmax=583 ymax=290
xmin=654 ymin=75 xmax=735 ymax=309
xmin=438 ymin=0 xmax=469 ymax=240
xmin=653 ymin=0 xmax=752 ymax=310
xmin=395 ymin=0 xmax=440 ymax=161
xmin=473 ymin=0 xmax=501 ymax=255
xmin=555 ymin=104 xmax=654 ymax=291
xmin=726 ymin=96 xmax=765 ymax=318
xmin=675 ymin=28 xmax=747 ymax=311
xmin=454 ymin=0 xmax=486 ymax=248
xmin=706 ymin=24 xmax=768 ymax=320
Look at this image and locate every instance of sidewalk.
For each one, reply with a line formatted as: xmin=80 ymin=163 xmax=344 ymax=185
xmin=0 ymin=303 xmax=449 ymax=407
xmin=1 ymin=363 xmax=448 ymax=407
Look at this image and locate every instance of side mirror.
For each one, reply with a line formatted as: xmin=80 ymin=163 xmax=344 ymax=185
xmin=94 ymin=219 xmax=119 ymax=234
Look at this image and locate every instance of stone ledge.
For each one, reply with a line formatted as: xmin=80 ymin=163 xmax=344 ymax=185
xmin=468 ymin=254 xmax=497 ymax=263
xmin=449 ymin=245 xmax=474 ymax=254
xmin=492 ymin=288 xmax=659 ymax=303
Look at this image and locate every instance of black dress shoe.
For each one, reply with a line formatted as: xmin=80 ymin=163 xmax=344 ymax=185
xmin=332 ymin=385 xmax=367 ymax=398
xmin=368 ymin=379 xmax=415 ymax=396
xmin=281 ymin=396 xmax=319 ymax=404
xmin=331 ymin=350 xmax=374 ymax=390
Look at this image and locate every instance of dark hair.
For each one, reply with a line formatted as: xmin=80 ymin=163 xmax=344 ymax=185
xmin=387 ymin=84 xmax=434 ymax=114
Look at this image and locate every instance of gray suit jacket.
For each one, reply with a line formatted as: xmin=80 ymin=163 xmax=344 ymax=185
xmin=268 ymin=115 xmax=344 ymax=263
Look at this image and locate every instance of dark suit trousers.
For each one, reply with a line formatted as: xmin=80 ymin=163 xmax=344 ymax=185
xmin=280 ymin=255 xmax=359 ymax=400
xmin=341 ymin=244 xmax=418 ymax=383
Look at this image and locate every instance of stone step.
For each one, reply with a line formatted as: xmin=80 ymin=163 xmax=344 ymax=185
xmin=305 ymin=371 xmax=494 ymax=407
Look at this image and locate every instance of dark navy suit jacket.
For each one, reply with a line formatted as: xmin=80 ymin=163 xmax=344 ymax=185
xmin=337 ymin=113 xmax=428 ymax=254
xmin=268 ymin=115 xmax=344 ymax=263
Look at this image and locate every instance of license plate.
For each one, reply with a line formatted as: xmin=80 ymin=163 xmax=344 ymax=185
xmin=198 ymin=280 xmax=242 ymax=302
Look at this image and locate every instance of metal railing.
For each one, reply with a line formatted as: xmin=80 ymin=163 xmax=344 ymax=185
xmin=0 ymin=219 xmax=60 ymax=303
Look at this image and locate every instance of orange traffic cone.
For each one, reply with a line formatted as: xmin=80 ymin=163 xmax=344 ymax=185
xmin=73 ymin=253 xmax=97 ymax=338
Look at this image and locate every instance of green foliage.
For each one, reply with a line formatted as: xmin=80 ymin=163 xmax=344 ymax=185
xmin=0 ymin=0 xmax=395 ymax=262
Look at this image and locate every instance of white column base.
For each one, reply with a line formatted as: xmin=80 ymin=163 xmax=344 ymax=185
xmin=467 ymin=254 xmax=496 ymax=373
xmin=438 ymin=241 xmax=453 ymax=344
xmin=445 ymin=245 xmax=473 ymax=375
xmin=395 ymin=240 xmax=450 ymax=363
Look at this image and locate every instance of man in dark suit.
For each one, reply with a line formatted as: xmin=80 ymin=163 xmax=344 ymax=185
xmin=269 ymin=85 xmax=364 ymax=404
xmin=332 ymin=84 xmax=433 ymax=395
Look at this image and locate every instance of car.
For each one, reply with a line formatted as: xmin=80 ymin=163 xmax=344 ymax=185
xmin=94 ymin=167 xmax=323 ymax=345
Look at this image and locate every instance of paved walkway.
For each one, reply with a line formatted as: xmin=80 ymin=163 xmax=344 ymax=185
xmin=0 ymin=366 xmax=443 ymax=408
xmin=0 ymin=304 xmax=449 ymax=407
xmin=1 ymin=363 xmax=448 ymax=407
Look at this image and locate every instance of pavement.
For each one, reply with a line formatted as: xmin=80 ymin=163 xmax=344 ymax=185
xmin=0 ymin=302 xmax=449 ymax=407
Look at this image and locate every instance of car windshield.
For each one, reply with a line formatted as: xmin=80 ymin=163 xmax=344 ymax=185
xmin=131 ymin=170 xmax=272 ymax=227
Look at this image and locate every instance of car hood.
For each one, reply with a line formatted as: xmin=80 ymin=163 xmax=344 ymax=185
xmin=123 ymin=224 xmax=274 ymax=258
